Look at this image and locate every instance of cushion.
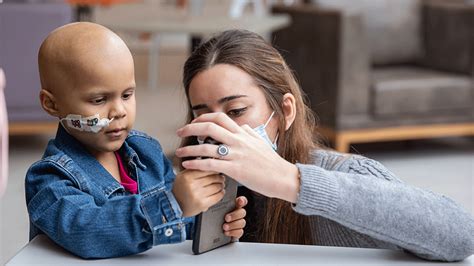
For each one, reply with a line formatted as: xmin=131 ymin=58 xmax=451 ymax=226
xmin=372 ymin=67 xmax=473 ymax=117
xmin=314 ymin=0 xmax=423 ymax=65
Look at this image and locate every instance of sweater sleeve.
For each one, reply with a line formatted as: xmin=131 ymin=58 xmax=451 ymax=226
xmin=293 ymin=150 xmax=474 ymax=261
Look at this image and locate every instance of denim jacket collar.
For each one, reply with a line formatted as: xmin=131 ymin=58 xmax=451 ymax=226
xmin=54 ymin=125 xmax=146 ymax=196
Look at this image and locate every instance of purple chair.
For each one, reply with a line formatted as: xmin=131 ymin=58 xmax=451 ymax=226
xmin=0 ymin=3 xmax=72 ymax=135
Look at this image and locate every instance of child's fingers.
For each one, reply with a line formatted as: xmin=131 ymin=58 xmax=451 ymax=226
xmin=224 ymin=229 xmax=244 ymax=239
xmin=235 ymin=196 xmax=248 ymax=208
xmin=225 ymin=208 xmax=246 ymax=223
xmin=223 ymin=218 xmax=246 ymax=231
xmin=183 ymin=169 xmax=217 ymax=178
xmin=199 ymin=174 xmax=225 ymax=187
xmin=204 ymin=189 xmax=225 ymax=209
xmin=202 ymin=182 xmax=225 ymax=198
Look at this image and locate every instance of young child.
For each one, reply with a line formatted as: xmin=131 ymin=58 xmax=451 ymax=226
xmin=25 ymin=22 xmax=247 ymax=259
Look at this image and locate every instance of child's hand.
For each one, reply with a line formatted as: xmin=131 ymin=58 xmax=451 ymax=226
xmin=172 ymin=169 xmax=225 ymax=217
xmin=223 ymin=196 xmax=248 ymax=240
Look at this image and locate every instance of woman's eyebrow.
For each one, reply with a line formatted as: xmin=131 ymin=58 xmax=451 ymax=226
xmin=191 ymin=94 xmax=248 ymax=110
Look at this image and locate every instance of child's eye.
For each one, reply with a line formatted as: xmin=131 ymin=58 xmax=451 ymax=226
xmin=122 ymin=90 xmax=134 ymax=100
xmin=227 ymin=107 xmax=247 ymax=117
xmin=91 ymin=97 xmax=106 ymax=104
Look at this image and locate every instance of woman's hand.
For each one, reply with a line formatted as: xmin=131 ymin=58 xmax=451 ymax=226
xmin=223 ymin=196 xmax=248 ymax=240
xmin=176 ymin=113 xmax=300 ymax=203
xmin=172 ymin=169 xmax=225 ymax=217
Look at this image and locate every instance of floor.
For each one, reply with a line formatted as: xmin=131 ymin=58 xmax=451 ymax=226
xmin=1 ymin=38 xmax=473 ymax=265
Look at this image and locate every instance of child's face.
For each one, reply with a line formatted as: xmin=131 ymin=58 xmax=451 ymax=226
xmin=56 ymin=50 xmax=136 ymax=155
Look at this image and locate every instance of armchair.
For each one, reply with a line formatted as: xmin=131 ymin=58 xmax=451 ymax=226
xmin=272 ymin=0 xmax=474 ymax=152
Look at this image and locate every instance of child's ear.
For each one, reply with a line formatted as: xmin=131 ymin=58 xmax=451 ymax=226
xmin=39 ymin=89 xmax=60 ymax=117
xmin=282 ymin=93 xmax=296 ymax=131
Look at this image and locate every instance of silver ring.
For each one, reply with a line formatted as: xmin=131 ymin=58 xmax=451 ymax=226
xmin=217 ymin=144 xmax=230 ymax=157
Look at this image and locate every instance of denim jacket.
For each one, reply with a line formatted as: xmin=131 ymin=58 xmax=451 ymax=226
xmin=25 ymin=125 xmax=194 ymax=259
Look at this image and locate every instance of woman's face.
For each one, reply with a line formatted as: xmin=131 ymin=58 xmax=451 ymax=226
xmin=188 ymin=63 xmax=278 ymax=141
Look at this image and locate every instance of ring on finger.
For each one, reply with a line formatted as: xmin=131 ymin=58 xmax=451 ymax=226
xmin=217 ymin=144 xmax=230 ymax=158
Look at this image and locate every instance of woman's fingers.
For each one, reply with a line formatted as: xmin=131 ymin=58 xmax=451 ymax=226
xmin=192 ymin=112 xmax=242 ymax=133
xmin=177 ymin=121 xmax=234 ymax=145
xmin=176 ymin=144 xmax=229 ymax=160
xmin=241 ymin=124 xmax=261 ymax=139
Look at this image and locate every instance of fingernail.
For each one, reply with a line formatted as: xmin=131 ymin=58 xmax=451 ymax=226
xmin=176 ymin=128 xmax=182 ymax=135
xmin=223 ymin=224 xmax=229 ymax=231
xmin=226 ymin=214 xmax=231 ymax=222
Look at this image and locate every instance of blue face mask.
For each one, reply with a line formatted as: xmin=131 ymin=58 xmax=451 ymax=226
xmin=253 ymin=111 xmax=278 ymax=151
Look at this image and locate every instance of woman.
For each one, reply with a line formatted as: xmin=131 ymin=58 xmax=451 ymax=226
xmin=174 ymin=30 xmax=473 ymax=261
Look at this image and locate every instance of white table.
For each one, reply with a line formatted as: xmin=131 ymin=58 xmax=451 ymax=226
xmin=7 ymin=235 xmax=473 ymax=265
xmin=101 ymin=15 xmax=290 ymax=90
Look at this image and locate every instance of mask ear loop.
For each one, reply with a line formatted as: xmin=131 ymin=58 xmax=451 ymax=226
xmin=263 ymin=111 xmax=275 ymax=128
xmin=263 ymin=111 xmax=278 ymax=144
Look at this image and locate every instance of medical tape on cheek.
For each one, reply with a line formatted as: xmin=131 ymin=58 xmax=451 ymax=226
xmin=60 ymin=114 xmax=114 ymax=133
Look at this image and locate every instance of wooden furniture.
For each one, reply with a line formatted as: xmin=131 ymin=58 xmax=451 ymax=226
xmin=272 ymin=1 xmax=474 ymax=152
xmin=319 ymin=124 xmax=474 ymax=152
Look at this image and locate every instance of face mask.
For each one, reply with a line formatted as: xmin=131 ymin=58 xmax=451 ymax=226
xmin=60 ymin=114 xmax=114 ymax=133
xmin=253 ymin=111 xmax=278 ymax=151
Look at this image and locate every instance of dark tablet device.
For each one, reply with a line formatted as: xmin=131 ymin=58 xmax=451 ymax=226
xmin=192 ymin=176 xmax=238 ymax=255
xmin=192 ymin=137 xmax=239 ymax=255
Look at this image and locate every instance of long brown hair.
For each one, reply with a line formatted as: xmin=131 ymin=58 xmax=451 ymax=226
xmin=180 ymin=30 xmax=320 ymax=245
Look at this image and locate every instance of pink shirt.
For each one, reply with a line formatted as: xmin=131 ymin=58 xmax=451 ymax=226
xmin=114 ymin=152 xmax=138 ymax=194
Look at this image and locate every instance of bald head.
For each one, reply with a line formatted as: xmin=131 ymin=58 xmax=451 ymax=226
xmin=38 ymin=22 xmax=133 ymax=95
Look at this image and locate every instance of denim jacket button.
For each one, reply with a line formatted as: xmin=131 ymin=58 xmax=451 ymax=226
xmin=164 ymin=228 xmax=173 ymax=237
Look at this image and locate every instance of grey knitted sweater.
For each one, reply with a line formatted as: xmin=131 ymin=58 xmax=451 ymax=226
xmin=293 ymin=150 xmax=474 ymax=262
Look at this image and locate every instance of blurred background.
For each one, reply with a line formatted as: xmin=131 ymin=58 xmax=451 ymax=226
xmin=0 ymin=0 xmax=473 ymax=264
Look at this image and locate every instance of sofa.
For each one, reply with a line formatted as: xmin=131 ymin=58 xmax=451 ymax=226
xmin=272 ymin=0 xmax=474 ymax=152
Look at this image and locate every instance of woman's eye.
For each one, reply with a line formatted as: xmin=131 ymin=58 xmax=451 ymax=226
xmin=227 ymin=107 xmax=247 ymax=117
xmin=122 ymin=92 xmax=133 ymax=100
